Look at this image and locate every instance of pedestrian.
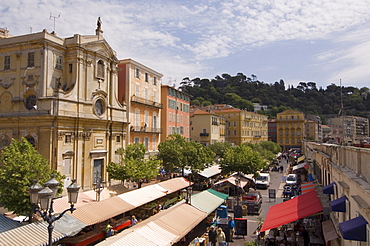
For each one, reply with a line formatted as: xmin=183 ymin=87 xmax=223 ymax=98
xmin=228 ymin=216 xmax=235 ymax=242
xmin=131 ymin=215 xmax=138 ymax=226
xmin=301 ymin=226 xmax=310 ymax=246
xmin=105 ymin=224 xmax=114 ymax=237
xmin=216 ymin=227 xmax=226 ymax=246
xmin=208 ymin=226 xmax=217 ymax=246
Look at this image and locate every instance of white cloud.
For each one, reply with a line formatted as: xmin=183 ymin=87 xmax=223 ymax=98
xmin=2 ymin=0 xmax=370 ymax=88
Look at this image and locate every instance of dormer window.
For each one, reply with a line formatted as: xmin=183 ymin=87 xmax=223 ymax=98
xmin=97 ymin=60 xmax=105 ymax=78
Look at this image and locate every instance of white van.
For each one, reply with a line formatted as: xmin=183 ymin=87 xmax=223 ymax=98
xmin=255 ymin=173 xmax=270 ymax=189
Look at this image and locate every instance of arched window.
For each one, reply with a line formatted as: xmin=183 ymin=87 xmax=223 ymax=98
xmin=97 ymin=60 xmax=105 ymax=78
xmin=25 ymin=136 xmax=36 ymax=147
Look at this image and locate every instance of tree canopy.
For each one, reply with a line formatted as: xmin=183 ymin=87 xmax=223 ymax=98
xmin=0 ymin=138 xmax=64 ymax=215
xmin=219 ymin=144 xmax=265 ymax=175
xmin=107 ymin=143 xmax=161 ymax=187
xmin=208 ymin=141 xmax=233 ymax=160
xmin=157 ymin=134 xmax=215 ymax=176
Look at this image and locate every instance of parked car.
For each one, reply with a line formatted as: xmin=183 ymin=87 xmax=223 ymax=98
xmin=242 ymin=190 xmax=262 ymax=215
xmin=255 ymin=173 xmax=270 ymax=189
xmin=286 ymin=174 xmax=297 ymax=185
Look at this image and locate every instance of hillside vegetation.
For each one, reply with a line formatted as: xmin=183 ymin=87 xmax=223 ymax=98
xmin=179 ymin=73 xmax=370 ymax=122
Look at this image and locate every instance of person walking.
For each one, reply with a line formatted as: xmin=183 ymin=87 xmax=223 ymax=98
xmin=208 ymin=226 xmax=217 ymax=246
xmin=216 ymin=227 xmax=227 ymax=246
xmin=228 ymin=216 xmax=235 ymax=242
xmin=301 ymin=226 xmax=310 ymax=246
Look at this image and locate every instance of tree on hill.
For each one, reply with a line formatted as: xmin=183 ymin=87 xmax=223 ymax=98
xmin=107 ymin=143 xmax=160 ymax=188
xmin=0 ymin=138 xmax=64 ymax=215
xmin=179 ymin=73 xmax=370 ymax=120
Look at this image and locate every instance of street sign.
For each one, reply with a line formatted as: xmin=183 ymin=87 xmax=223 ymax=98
xmin=234 ymin=205 xmax=242 ymax=218
xmin=268 ymin=189 xmax=276 ymax=199
xmin=235 ymin=218 xmax=247 ymax=235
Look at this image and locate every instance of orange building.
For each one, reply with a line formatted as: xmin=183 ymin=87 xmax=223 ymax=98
xmin=160 ymin=85 xmax=191 ymax=141
xmin=118 ymin=59 xmax=163 ymax=153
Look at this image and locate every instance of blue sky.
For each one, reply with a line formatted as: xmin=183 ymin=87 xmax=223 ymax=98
xmin=2 ymin=0 xmax=370 ymax=89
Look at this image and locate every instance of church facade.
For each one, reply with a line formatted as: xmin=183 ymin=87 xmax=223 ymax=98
xmin=0 ymin=24 xmax=128 ymax=190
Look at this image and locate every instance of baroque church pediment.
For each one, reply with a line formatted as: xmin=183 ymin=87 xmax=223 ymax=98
xmin=84 ymin=41 xmax=117 ymax=61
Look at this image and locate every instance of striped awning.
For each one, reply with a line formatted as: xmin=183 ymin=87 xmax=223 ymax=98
xmin=175 ymin=189 xmax=229 ymax=215
xmin=157 ymin=177 xmax=192 ymax=194
xmin=118 ymin=184 xmax=169 ymax=207
xmin=301 ymin=181 xmax=316 ymax=194
xmin=71 ymin=196 xmax=135 ymax=226
xmin=95 ymin=203 xmax=207 ymax=246
xmin=0 ymin=215 xmax=22 ymax=233
xmin=198 ymin=165 xmax=222 ymax=178
xmin=0 ymin=220 xmax=65 ymax=246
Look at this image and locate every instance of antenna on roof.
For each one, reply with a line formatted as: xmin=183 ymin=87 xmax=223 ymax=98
xmin=173 ymin=78 xmax=177 ymax=88
xmin=49 ymin=12 xmax=61 ymax=34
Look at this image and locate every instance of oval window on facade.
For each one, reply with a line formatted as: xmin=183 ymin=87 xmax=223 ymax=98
xmin=94 ymin=99 xmax=105 ymax=116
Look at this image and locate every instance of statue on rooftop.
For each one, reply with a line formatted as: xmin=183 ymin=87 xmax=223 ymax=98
xmin=97 ymin=17 xmax=102 ymax=30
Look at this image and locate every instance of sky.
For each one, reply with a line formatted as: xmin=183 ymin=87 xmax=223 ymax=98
xmin=2 ymin=0 xmax=370 ymax=89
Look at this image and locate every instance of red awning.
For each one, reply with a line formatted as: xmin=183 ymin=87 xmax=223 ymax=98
xmin=260 ymin=190 xmax=323 ymax=232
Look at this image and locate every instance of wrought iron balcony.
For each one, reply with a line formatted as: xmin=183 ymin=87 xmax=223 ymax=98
xmin=131 ymin=95 xmax=163 ymax=109
xmin=130 ymin=125 xmax=162 ymax=133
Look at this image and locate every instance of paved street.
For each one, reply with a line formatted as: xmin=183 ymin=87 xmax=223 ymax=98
xmin=229 ymin=158 xmax=289 ymax=246
xmin=176 ymin=158 xmax=289 ymax=246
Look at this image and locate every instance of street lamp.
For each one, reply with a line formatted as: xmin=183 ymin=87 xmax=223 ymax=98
xmin=28 ymin=175 xmax=80 ymax=246
xmin=93 ymin=171 xmax=105 ymax=202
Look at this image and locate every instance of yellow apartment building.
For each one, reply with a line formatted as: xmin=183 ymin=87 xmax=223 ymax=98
xmin=305 ymin=120 xmax=320 ymax=141
xmin=209 ymin=104 xmax=268 ymax=145
xmin=190 ymin=106 xmax=226 ymax=145
xmin=276 ymin=109 xmax=305 ymax=150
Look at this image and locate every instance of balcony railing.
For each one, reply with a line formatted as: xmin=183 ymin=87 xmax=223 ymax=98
xmin=200 ymin=133 xmax=209 ymax=137
xmin=131 ymin=95 xmax=163 ymax=109
xmin=130 ymin=126 xmax=162 ymax=133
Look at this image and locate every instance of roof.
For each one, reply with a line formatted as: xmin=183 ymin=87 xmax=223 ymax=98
xmin=54 ymin=213 xmax=87 ymax=237
xmin=0 ymin=220 xmax=65 ymax=246
xmin=260 ymin=190 xmax=323 ymax=232
xmin=185 ymin=189 xmax=228 ymax=215
xmin=0 ymin=215 xmax=22 ymax=233
xmin=207 ymin=189 xmax=229 ymax=200
xmin=118 ymin=184 xmax=168 ymax=207
xmin=190 ymin=107 xmax=213 ymax=116
xmin=198 ymin=165 xmax=222 ymax=178
xmin=53 ymin=192 xmax=95 ymax=213
xmin=214 ymin=173 xmax=254 ymax=188
xmin=95 ymin=203 xmax=207 ymax=246
xmin=156 ymin=177 xmax=192 ymax=194
xmin=70 ymin=196 xmax=135 ymax=226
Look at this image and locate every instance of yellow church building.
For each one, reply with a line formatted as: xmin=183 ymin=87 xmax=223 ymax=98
xmin=0 ymin=23 xmax=128 ymax=190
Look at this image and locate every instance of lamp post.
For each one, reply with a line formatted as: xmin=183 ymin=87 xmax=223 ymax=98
xmin=28 ymin=175 xmax=80 ymax=246
xmin=93 ymin=171 xmax=105 ymax=202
